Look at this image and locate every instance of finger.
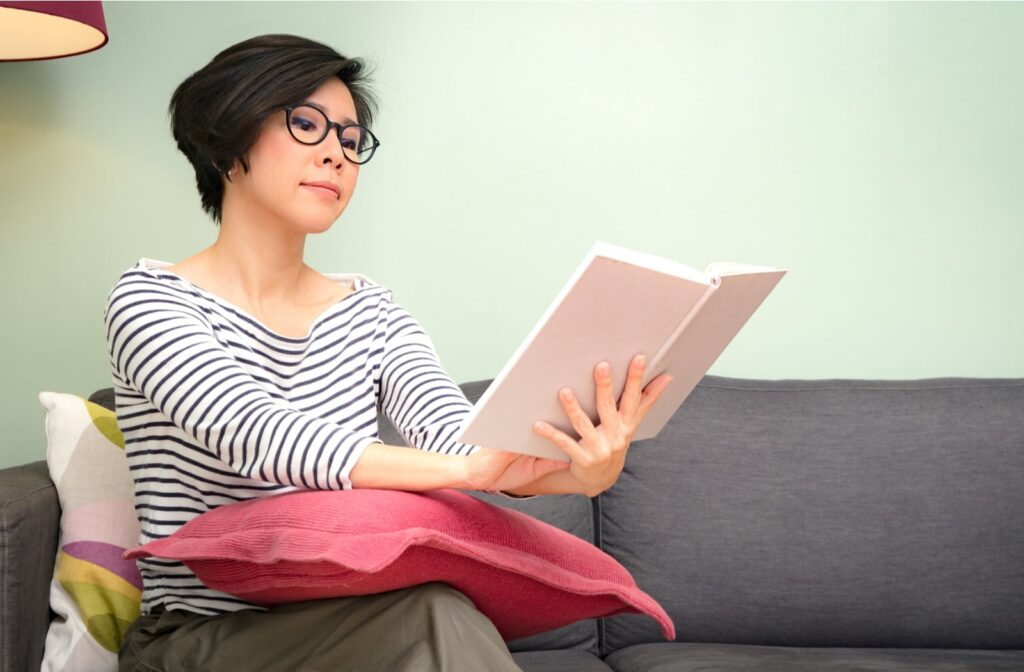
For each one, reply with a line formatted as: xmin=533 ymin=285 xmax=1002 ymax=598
xmin=533 ymin=420 xmax=587 ymax=463
xmin=617 ymin=354 xmax=647 ymax=422
xmin=634 ymin=373 xmax=674 ymax=424
xmin=557 ymin=386 xmax=599 ymax=444
xmin=593 ymin=360 xmax=619 ymax=431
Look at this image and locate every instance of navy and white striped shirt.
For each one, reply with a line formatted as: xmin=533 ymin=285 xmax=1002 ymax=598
xmin=104 ymin=257 xmax=532 ymax=616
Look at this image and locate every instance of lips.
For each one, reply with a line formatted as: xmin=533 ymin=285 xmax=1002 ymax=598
xmin=301 ymin=181 xmax=341 ymax=199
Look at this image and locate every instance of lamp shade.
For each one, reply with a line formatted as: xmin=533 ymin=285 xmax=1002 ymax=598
xmin=0 ymin=1 xmax=108 ymax=61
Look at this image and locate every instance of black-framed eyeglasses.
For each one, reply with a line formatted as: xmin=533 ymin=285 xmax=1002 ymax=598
xmin=283 ymin=104 xmax=381 ymax=165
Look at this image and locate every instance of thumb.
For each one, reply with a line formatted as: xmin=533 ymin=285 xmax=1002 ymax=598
xmin=534 ymin=456 xmax=571 ymax=477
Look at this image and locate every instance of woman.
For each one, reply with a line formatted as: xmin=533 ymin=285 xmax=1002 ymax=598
xmin=105 ymin=34 xmax=672 ymax=671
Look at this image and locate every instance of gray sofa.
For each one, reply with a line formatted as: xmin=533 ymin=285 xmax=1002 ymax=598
xmin=3 ymin=375 xmax=1023 ymax=671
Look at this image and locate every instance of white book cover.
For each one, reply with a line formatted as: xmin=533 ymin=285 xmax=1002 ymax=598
xmin=454 ymin=241 xmax=787 ymax=460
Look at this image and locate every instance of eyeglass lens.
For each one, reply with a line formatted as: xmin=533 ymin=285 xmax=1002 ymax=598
xmin=288 ymin=105 xmax=376 ymax=164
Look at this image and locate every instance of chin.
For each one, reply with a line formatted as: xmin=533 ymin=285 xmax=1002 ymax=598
xmin=288 ymin=205 xmax=343 ymax=232
xmin=304 ymin=212 xmax=343 ymax=234
xmin=299 ymin=220 xmax=337 ymax=235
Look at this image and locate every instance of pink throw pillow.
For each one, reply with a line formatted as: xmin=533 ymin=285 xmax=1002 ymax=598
xmin=125 ymin=488 xmax=675 ymax=641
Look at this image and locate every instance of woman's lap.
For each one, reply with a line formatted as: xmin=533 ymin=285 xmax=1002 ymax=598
xmin=118 ymin=582 xmax=523 ymax=672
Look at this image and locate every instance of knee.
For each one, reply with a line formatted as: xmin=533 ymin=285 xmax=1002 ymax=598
xmin=395 ymin=583 xmax=517 ymax=668
xmin=405 ymin=582 xmax=474 ymax=609
xmin=399 ymin=581 xmax=489 ymax=624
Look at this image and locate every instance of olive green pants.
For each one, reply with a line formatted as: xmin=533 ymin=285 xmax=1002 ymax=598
xmin=118 ymin=583 xmax=524 ymax=672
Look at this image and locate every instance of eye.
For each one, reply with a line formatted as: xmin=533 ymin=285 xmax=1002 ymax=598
xmin=290 ymin=114 xmax=319 ymax=132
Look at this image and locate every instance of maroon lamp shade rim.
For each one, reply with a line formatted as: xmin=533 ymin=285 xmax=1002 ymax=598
xmin=0 ymin=1 xmax=109 ymax=61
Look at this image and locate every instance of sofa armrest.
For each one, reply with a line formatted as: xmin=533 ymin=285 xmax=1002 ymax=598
xmin=0 ymin=460 xmax=58 ymax=672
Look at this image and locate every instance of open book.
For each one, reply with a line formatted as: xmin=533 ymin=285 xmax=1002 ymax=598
xmin=453 ymin=241 xmax=787 ymax=461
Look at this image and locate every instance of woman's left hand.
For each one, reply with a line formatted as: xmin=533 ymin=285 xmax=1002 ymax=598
xmin=532 ymin=354 xmax=673 ymax=497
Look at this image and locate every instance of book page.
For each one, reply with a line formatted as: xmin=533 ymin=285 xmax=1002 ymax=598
xmin=634 ymin=267 xmax=787 ymax=440
xmin=593 ymin=241 xmax=711 ymax=285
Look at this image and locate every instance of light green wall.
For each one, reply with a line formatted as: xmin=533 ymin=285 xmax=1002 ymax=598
xmin=2 ymin=1 xmax=1022 ymax=469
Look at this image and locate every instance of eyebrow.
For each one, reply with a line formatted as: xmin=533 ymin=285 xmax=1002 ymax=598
xmin=302 ymin=100 xmax=358 ymax=126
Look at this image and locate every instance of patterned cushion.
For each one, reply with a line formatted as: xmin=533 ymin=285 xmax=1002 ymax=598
xmin=38 ymin=391 xmax=142 ymax=672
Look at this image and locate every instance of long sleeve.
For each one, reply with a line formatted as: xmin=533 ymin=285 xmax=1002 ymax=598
xmin=377 ymin=298 xmax=538 ymax=499
xmin=104 ymin=275 xmax=380 ymax=491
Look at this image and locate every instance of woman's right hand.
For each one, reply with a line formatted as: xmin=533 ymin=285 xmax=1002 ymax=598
xmin=461 ymin=446 xmax=571 ymax=493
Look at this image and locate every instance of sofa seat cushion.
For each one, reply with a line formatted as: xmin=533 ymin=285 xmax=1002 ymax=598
xmin=603 ymin=642 xmax=1024 ymax=671
xmin=513 ymin=649 xmax=614 ymax=671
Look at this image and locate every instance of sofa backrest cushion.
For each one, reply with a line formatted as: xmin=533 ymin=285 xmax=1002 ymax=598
xmin=0 ymin=461 xmax=59 ymax=672
xmin=597 ymin=375 xmax=1024 ymax=655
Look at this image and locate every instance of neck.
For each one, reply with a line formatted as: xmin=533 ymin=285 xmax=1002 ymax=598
xmin=206 ymin=191 xmax=311 ymax=306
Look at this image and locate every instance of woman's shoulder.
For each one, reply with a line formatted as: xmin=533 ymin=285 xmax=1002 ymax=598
xmin=111 ymin=257 xmax=175 ymax=284
xmin=105 ymin=258 xmax=205 ymax=314
xmin=314 ymin=269 xmax=396 ymax=305
xmin=317 ymin=268 xmax=382 ymax=290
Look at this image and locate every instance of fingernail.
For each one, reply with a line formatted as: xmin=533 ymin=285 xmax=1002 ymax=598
xmin=598 ymin=362 xmax=610 ymax=374
xmin=560 ymin=387 xmax=573 ymax=400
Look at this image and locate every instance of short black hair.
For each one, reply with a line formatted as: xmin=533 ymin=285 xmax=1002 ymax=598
xmin=168 ymin=34 xmax=379 ymax=225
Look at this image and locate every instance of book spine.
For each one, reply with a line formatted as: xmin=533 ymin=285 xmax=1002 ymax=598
xmin=646 ymin=276 xmax=720 ymax=379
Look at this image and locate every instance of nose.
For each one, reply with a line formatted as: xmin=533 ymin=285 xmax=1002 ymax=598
xmin=318 ymin=128 xmax=350 ymax=170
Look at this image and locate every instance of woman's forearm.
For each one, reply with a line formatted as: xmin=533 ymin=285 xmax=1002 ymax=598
xmin=500 ymin=466 xmax=595 ymax=498
xmin=349 ymin=442 xmax=469 ymax=491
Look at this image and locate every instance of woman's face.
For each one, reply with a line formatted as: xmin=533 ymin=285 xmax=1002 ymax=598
xmin=227 ymin=77 xmax=362 ymax=233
